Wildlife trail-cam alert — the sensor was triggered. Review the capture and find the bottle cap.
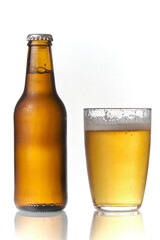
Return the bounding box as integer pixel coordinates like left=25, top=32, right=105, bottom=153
left=27, top=34, right=53, bottom=41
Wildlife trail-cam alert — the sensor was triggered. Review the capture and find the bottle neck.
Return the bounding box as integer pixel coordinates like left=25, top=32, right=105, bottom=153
left=24, top=40, right=56, bottom=95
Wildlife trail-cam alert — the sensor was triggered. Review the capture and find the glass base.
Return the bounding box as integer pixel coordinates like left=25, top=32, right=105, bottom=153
left=95, top=205, right=140, bottom=212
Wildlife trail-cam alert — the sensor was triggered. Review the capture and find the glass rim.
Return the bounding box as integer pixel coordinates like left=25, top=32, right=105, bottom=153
left=84, top=108, right=152, bottom=111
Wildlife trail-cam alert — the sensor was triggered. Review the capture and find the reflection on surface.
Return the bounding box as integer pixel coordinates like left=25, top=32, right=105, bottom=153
left=90, top=211, right=145, bottom=240
left=15, top=211, right=68, bottom=240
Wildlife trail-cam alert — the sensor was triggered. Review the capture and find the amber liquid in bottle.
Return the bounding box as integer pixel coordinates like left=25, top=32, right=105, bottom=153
left=14, top=35, right=67, bottom=211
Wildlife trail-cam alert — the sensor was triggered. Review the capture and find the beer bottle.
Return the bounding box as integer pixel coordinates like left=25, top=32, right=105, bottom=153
left=14, top=34, right=67, bottom=211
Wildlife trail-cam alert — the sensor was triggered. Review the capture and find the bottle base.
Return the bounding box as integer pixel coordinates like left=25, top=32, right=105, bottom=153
left=16, top=204, right=65, bottom=212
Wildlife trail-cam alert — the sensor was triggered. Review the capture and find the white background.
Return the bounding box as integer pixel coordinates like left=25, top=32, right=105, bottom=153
left=0, top=0, right=160, bottom=239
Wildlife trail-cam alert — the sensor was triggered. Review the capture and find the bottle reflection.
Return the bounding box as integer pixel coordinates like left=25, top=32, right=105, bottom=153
left=90, top=211, right=145, bottom=240
left=15, top=211, right=68, bottom=240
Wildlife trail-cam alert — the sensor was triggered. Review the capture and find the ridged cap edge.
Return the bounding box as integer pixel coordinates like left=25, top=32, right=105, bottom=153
left=27, top=34, right=53, bottom=41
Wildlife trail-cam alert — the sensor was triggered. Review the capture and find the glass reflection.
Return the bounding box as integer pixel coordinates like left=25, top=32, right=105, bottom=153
left=15, top=211, right=68, bottom=240
left=90, top=211, right=145, bottom=240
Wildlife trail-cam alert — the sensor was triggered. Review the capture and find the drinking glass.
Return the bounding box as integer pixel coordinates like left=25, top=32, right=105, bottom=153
left=84, top=108, right=151, bottom=211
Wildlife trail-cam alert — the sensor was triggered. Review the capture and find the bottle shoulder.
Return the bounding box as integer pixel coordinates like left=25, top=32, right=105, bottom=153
left=14, top=93, right=66, bottom=117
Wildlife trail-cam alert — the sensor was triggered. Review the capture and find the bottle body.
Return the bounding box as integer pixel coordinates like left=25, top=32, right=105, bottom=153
left=14, top=35, right=67, bottom=211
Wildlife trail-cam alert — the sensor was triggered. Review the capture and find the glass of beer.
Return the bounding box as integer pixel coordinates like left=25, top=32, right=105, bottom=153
left=84, top=108, right=151, bottom=212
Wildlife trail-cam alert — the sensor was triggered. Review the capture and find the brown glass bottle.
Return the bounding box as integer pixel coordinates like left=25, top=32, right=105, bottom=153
left=14, top=34, right=67, bottom=211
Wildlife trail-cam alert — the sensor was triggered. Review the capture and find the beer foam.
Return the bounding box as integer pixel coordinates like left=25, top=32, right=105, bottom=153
left=84, top=108, right=151, bottom=131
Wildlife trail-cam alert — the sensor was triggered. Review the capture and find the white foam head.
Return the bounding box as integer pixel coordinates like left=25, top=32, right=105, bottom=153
left=84, top=108, right=151, bottom=131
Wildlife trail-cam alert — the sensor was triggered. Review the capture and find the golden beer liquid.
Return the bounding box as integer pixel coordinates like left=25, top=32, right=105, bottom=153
left=14, top=38, right=67, bottom=211
left=85, top=129, right=150, bottom=208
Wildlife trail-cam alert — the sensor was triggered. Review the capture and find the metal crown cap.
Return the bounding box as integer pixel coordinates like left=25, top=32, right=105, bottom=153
left=27, top=34, right=53, bottom=41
